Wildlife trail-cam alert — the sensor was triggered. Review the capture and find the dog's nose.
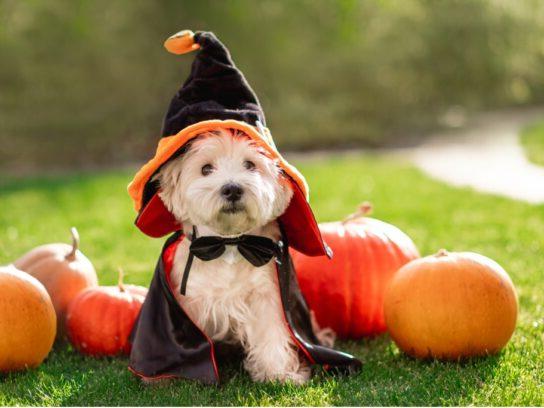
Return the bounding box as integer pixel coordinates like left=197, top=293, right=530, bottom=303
left=221, top=183, right=244, bottom=202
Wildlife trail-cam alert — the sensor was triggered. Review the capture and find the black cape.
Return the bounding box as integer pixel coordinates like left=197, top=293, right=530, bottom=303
left=129, top=230, right=362, bottom=384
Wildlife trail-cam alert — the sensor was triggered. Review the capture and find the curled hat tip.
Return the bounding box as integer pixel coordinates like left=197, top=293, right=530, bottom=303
left=164, top=30, right=200, bottom=55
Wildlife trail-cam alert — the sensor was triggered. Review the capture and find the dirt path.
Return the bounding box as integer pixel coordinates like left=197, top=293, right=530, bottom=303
left=408, top=107, right=544, bottom=204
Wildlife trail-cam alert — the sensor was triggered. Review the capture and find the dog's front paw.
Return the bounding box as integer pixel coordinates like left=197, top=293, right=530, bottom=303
left=280, top=365, right=311, bottom=385
left=248, top=364, right=311, bottom=385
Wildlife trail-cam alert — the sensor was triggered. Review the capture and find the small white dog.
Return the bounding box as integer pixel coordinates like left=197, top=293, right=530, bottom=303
left=155, top=128, right=316, bottom=384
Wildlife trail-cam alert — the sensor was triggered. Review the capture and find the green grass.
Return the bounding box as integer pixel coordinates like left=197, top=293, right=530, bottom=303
left=521, top=119, right=544, bottom=166
left=1, top=155, right=543, bottom=406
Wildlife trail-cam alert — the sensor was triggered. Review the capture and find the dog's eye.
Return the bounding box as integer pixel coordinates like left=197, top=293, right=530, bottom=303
left=243, top=160, right=256, bottom=171
left=201, top=164, right=214, bottom=176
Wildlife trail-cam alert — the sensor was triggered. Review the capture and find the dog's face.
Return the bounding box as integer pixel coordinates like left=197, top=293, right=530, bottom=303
left=157, top=129, right=293, bottom=236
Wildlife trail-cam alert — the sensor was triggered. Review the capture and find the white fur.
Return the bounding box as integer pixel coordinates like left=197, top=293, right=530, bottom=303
left=158, top=129, right=292, bottom=236
left=156, top=129, right=312, bottom=384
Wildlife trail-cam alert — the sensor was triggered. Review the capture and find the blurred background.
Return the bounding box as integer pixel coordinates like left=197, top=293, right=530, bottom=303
left=1, top=0, right=544, bottom=175
left=2, top=2, right=544, bottom=404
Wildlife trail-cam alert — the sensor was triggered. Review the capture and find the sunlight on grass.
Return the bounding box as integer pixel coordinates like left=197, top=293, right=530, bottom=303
left=1, top=154, right=543, bottom=406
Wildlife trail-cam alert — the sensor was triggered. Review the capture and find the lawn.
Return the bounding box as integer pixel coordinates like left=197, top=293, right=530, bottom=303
left=0, top=154, right=543, bottom=406
left=521, top=118, right=544, bottom=166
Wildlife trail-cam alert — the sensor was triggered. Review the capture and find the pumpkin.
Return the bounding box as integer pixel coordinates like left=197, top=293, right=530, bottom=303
left=66, top=269, right=147, bottom=356
left=0, top=265, right=56, bottom=372
left=14, top=227, right=98, bottom=337
left=291, top=203, right=420, bottom=339
left=384, top=249, right=518, bottom=359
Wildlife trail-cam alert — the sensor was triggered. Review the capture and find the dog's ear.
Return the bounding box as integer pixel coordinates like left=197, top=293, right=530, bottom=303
left=155, top=159, right=178, bottom=202
left=152, top=141, right=193, bottom=209
left=143, top=141, right=191, bottom=207
left=150, top=140, right=194, bottom=186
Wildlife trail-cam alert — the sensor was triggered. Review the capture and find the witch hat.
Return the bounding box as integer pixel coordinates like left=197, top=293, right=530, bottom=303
left=161, top=30, right=266, bottom=136
left=128, top=30, right=330, bottom=258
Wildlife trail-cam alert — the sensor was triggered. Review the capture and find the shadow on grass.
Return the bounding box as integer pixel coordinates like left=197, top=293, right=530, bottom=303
left=325, top=335, right=504, bottom=406
left=0, top=331, right=510, bottom=406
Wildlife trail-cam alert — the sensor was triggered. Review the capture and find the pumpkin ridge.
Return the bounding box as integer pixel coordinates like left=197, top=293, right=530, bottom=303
left=117, top=293, right=127, bottom=354
left=85, top=291, right=104, bottom=352
left=14, top=243, right=71, bottom=270
left=341, top=225, right=354, bottom=338
left=362, top=227, right=380, bottom=337
left=22, top=255, right=60, bottom=276
left=343, top=223, right=357, bottom=337
left=366, top=228, right=383, bottom=333
left=379, top=227, right=405, bottom=330
left=104, top=290, right=121, bottom=354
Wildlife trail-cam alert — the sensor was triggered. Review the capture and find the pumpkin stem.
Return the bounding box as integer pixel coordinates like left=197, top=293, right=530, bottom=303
left=66, top=227, right=79, bottom=261
left=436, top=248, right=449, bottom=257
left=342, top=201, right=373, bottom=224
left=118, top=267, right=126, bottom=292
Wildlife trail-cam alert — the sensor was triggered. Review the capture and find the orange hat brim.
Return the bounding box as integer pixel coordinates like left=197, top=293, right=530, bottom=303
left=128, top=119, right=308, bottom=212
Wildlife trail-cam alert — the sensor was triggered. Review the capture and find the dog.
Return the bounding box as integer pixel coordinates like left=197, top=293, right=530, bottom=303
left=154, top=128, right=333, bottom=384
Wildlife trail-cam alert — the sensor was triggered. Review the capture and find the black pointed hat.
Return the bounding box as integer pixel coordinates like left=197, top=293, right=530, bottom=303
left=128, top=30, right=330, bottom=258
left=161, top=31, right=266, bottom=136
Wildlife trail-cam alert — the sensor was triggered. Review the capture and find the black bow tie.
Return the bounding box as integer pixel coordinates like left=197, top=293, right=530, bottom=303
left=179, top=226, right=282, bottom=295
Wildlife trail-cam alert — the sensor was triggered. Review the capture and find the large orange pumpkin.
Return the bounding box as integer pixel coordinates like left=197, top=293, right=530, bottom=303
left=384, top=250, right=518, bottom=359
left=14, top=227, right=98, bottom=337
left=66, top=269, right=147, bottom=356
left=0, top=265, right=56, bottom=372
left=291, top=203, right=420, bottom=339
